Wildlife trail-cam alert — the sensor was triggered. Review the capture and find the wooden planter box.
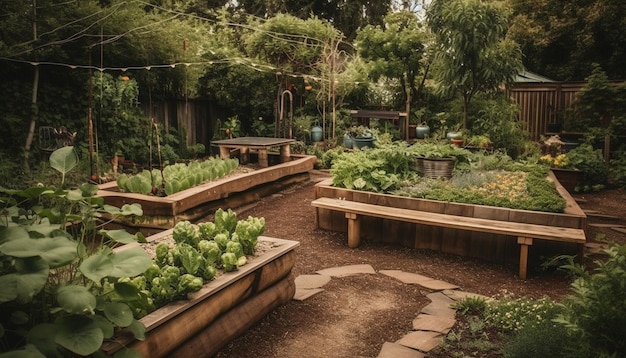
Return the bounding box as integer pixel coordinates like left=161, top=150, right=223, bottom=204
left=314, top=171, right=587, bottom=269
left=98, top=154, right=316, bottom=235
left=102, top=233, right=299, bottom=357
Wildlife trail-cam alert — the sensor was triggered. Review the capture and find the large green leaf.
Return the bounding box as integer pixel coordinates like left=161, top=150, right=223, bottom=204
left=125, top=319, right=146, bottom=341
left=13, top=257, right=50, bottom=304
left=49, top=147, right=78, bottom=184
left=108, top=247, right=152, bottom=278
left=54, top=315, right=103, bottom=356
left=56, top=285, right=97, bottom=315
left=0, top=343, right=46, bottom=358
left=0, top=236, right=77, bottom=268
left=101, top=229, right=138, bottom=244
left=102, top=302, right=134, bottom=327
left=0, top=274, right=18, bottom=303
left=79, top=252, right=114, bottom=283
left=26, top=323, right=59, bottom=357
left=0, top=226, right=30, bottom=245
left=91, top=315, right=115, bottom=339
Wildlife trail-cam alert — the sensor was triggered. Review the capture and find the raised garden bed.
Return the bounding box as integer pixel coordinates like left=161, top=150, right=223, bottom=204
left=98, top=154, right=316, bottom=235
left=102, top=231, right=299, bottom=357
left=314, top=171, right=587, bottom=271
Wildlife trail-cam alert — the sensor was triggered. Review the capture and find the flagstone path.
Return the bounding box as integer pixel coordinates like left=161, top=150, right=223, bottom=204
left=293, top=264, right=489, bottom=357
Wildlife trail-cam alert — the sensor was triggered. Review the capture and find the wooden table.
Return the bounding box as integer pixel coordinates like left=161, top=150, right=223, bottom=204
left=212, top=137, right=295, bottom=167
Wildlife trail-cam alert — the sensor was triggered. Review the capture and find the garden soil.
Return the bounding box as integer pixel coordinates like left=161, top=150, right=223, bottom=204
left=213, top=171, right=626, bottom=358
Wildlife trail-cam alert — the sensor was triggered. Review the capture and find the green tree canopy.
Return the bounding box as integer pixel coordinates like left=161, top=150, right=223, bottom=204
left=356, top=11, right=429, bottom=120
left=428, top=0, right=522, bottom=129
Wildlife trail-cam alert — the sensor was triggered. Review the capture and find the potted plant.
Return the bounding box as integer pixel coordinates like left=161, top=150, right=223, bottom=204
left=411, top=141, right=470, bottom=179
left=465, top=134, right=493, bottom=150
left=346, top=125, right=376, bottom=149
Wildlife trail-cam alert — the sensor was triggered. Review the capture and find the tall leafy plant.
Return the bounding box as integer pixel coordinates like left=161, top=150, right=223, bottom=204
left=0, top=147, right=150, bottom=357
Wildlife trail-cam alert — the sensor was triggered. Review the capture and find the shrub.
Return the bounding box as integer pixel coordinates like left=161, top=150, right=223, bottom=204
left=503, top=319, right=572, bottom=358
left=555, top=244, right=626, bottom=357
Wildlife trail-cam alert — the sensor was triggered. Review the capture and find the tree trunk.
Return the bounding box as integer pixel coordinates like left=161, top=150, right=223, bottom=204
left=23, top=0, right=39, bottom=171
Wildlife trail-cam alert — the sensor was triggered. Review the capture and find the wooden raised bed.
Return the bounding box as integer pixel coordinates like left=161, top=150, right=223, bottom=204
left=102, top=232, right=299, bottom=357
left=314, top=171, right=587, bottom=271
left=98, top=154, right=316, bottom=235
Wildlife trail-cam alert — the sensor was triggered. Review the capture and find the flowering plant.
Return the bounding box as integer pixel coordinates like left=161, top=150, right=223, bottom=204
left=540, top=153, right=574, bottom=169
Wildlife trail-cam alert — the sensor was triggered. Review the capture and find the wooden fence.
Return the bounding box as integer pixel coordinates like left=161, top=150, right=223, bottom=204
left=142, top=81, right=620, bottom=148
left=507, top=82, right=586, bottom=141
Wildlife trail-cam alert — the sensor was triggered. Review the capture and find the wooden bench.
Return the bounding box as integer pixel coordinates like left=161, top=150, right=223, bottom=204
left=311, top=197, right=586, bottom=279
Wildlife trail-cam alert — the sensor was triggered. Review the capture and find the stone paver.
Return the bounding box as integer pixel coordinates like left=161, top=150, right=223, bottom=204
left=379, top=270, right=434, bottom=284
left=396, top=331, right=443, bottom=352
left=377, top=342, right=425, bottom=358
left=295, top=274, right=332, bottom=289
left=293, top=288, right=324, bottom=301
left=380, top=270, right=459, bottom=290
left=316, top=264, right=376, bottom=277
left=412, top=314, right=456, bottom=334
left=420, top=292, right=457, bottom=318
left=293, top=268, right=465, bottom=356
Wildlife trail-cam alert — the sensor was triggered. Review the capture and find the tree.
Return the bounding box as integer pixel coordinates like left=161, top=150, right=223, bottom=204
left=507, top=0, right=626, bottom=81
left=356, top=11, right=429, bottom=136
left=427, top=0, right=522, bottom=129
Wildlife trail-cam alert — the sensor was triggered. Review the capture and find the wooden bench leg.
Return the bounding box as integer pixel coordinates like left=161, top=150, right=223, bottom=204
left=346, top=213, right=361, bottom=248
left=258, top=148, right=268, bottom=167
left=517, top=237, right=533, bottom=280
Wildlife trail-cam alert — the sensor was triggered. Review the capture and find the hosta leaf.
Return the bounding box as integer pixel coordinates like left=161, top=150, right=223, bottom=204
left=56, top=285, right=97, bottom=314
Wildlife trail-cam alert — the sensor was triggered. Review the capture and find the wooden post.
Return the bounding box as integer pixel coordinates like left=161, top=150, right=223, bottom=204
left=279, top=144, right=291, bottom=163
left=258, top=148, right=269, bottom=167
left=517, top=237, right=533, bottom=280
left=218, top=146, right=230, bottom=160
left=346, top=212, right=361, bottom=248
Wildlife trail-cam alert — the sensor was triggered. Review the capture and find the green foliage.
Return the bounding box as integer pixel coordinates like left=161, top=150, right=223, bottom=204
left=569, top=64, right=619, bottom=130
left=452, top=296, right=488, bottom=316
left=116, top=157, right=239, bottom=196
left=331, top=142, right=417, bottom=192
left=0, top=147, right=147, bottom=357
left=554, top=244, right=626, bottom=357
left=503, top=319, right=573, bottom=358
left=428, top=0, right=523, bottom=128
left=566, top=143, right=609, bottom=191
left=485, top=296, right=562, bottom=332
left=609, top=148, right=626, bottom=188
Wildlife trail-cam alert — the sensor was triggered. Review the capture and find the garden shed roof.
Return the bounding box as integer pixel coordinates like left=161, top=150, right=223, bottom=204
left=514, top=70, right=556, bottom=83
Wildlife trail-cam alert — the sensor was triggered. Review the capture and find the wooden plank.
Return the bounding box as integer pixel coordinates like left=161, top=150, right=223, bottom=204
left=311, top=197, right=586, bottom=244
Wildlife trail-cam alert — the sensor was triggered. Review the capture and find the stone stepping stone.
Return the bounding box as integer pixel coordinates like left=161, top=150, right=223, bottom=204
left=316, top=264, right=376, bottom=277
left=420, top=292, right=457, bottom=318
left=377, top=342, right=425, bottom=358
left=442, top=290, right=490, bottom=302
left=412, top=314, right=456, bottom=334
left=294, top=274, right=332, bottom=289
left=396, top=331, right=443, bottom=353
left=380, top=270, right=459, bottom=291
left=293, top=288, right=324, bottom=301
